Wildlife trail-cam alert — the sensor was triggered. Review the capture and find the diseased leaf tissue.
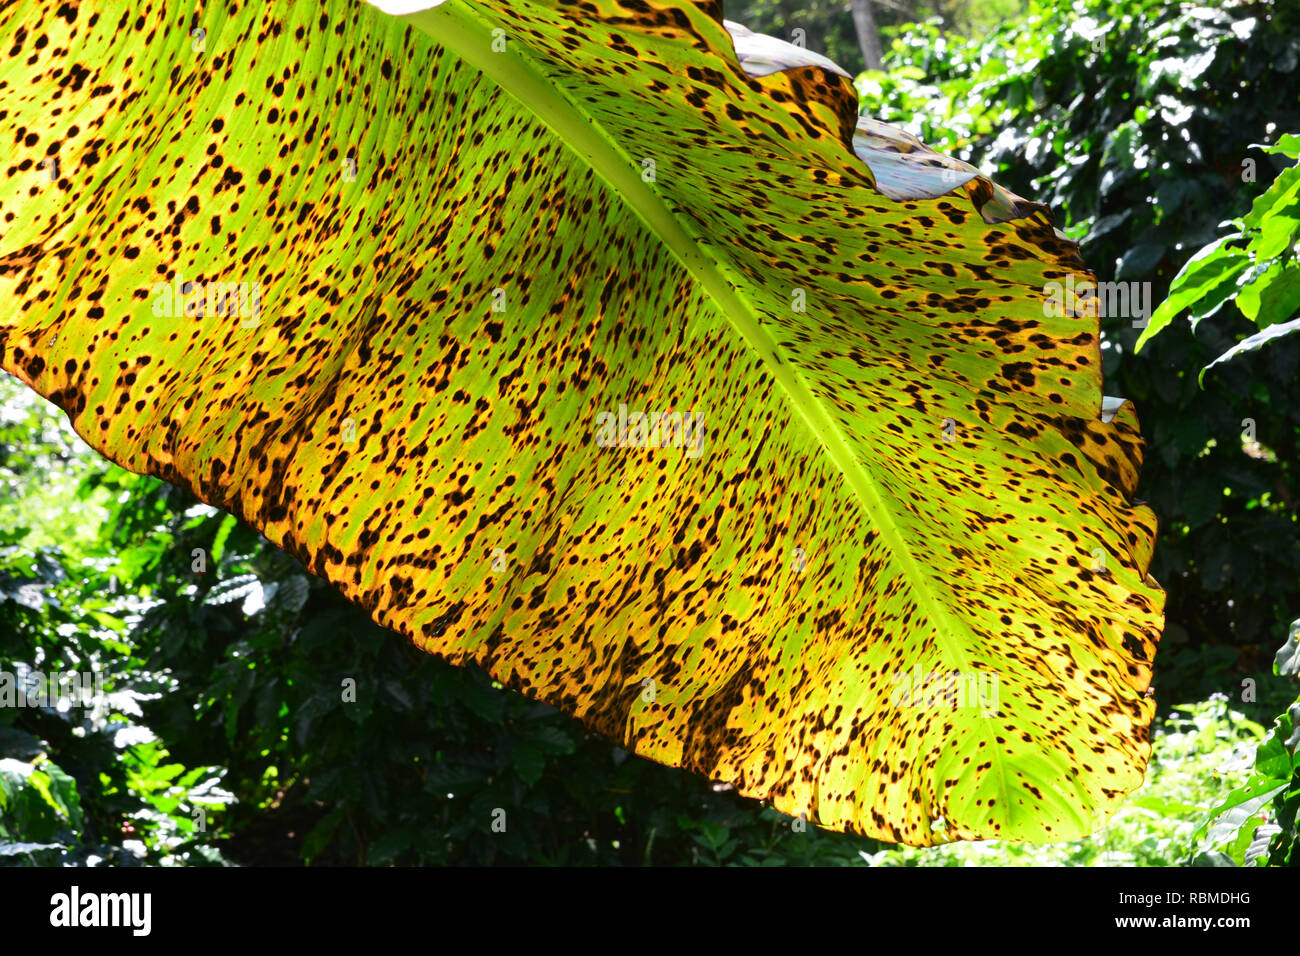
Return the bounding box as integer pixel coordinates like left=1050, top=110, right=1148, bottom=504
left=0, top=0, right=1162, bottom=845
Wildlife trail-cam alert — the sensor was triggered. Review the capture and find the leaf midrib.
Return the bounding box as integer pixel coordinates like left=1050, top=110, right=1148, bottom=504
left=413, top=0, right=996, bottom=806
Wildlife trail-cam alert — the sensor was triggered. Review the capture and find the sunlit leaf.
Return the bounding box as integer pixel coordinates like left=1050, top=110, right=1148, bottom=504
left=1243, top=164, right=1300, bottom=231
left=1250, top=134, right=1300, bottom=159
left=1249, top=196, right=1300, bottom=262
left=0, top=0, right=1162, bottom=844
left=1135, top=236, right=1249, bottom=349
left=1235, top=263, right=1300, bottom=327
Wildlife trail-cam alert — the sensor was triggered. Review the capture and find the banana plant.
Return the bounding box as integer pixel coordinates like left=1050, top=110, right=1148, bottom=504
left=0, top=0, right=1163, bottom=845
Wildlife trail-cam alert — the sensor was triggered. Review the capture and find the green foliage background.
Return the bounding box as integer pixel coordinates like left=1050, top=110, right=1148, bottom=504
left=2, top=0, right=1298, bottom=865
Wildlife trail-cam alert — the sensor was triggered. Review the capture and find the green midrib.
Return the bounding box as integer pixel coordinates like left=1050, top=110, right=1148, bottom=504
left=411, top=0, right=1011, bottom=819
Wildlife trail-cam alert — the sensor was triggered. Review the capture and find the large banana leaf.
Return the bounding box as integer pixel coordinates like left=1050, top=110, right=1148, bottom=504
left=0, top=0, right=1163, bottom=845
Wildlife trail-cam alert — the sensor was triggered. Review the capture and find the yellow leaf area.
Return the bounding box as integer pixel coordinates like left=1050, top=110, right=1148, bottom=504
left=0, top=0, right=1162, bottom=844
